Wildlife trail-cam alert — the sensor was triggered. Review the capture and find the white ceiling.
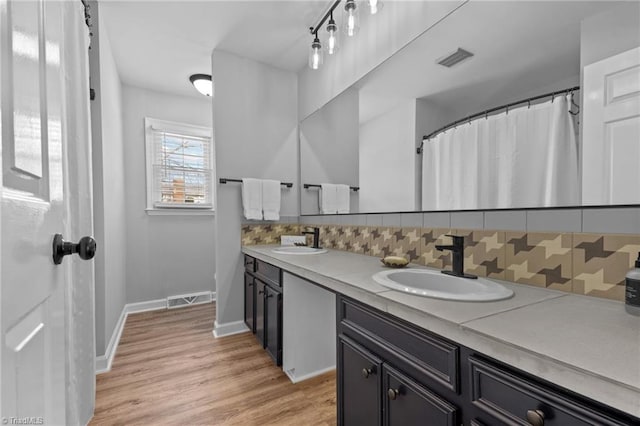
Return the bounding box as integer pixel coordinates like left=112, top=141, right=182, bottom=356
left=356, top=1, right=621, bottom=124
left=101, top=0, right=628, bottom=106
left=100, top=0, right=329, bottom=98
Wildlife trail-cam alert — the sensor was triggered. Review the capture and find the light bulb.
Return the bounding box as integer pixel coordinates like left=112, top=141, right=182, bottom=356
left=368, top=0, right=382, bottom=15
left=308, top=35, right=323, bottom=70
left=326, top=17, right=338, bottom=55
left=343, top=0, right=359, bottom=37
left=328, top=33, right=336, bottom=53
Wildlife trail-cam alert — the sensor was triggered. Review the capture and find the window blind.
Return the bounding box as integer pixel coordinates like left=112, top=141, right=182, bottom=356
left=151, top=129, right=212, bottom=208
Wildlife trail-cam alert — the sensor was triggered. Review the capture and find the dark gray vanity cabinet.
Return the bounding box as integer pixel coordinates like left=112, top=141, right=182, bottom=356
left=337, top=296, right=460, bottom=426
left=244, top=255, right=283, bottom=366
left=383, top=364, right=457, bottom=426
left=338, top=335, right=382, bottom=426
left=254, top=279, right=265, bottom=344
left=468, top=356, right=634, bottom=426
left=337, top=295, right=638, bottom=426
left=243, top=255, right=256, bottom=333
left=244, top=273, right=255, bottom=333
left=263, top=282, right=282, bottom=365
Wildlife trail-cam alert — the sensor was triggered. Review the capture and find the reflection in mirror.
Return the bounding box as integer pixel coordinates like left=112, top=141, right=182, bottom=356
left=300, top=1, right=640, bottom=215
left=300, top=88, right=359, bottom=215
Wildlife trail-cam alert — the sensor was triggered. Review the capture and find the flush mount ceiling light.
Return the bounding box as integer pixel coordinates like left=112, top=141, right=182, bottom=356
left=189, top=74, right=213, bottom=97
left=308, top=0, right=383, bottom=70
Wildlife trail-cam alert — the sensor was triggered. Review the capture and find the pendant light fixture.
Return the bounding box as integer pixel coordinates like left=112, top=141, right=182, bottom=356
left=343, top=0, right=359, bottom=37
left=326, top=12, right=339, bottom=55
left=308, top=0, right=383, bottom=70
left=189, top=74, right=213, bottom=97
left=368, top=0, right=382, bottom=15
left=308, top=31, right=323, bottom=70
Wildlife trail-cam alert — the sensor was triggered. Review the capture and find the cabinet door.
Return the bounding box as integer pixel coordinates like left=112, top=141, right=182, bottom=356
left=244, top=273, right=255, bottom=333
left=383, top=364, right=457, bottom=426
left=265, top=284, right=282, bottom=365
left=338, top=335, right=382, bottom=426
left=255, top=279, right=266, bottom=347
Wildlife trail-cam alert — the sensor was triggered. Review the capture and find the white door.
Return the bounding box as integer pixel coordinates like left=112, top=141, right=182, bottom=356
left=0, top=1, right=95, bottom=425
left=582, top=46, right=640, bottom=205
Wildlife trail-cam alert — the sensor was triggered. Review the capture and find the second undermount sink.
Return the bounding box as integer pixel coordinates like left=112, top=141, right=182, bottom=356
left=373, top=269, right=513, bottom=302
left=271, top=246, right=328, bottom=255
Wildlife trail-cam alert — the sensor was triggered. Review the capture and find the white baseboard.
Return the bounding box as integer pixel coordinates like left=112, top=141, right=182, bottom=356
left=95, top=306, right=128, bottom=374
left=125, top=298, right=167, bottom=314
left=284, top=365, right=336, bottom=384
left=95, top=293, right=214, bottom=375
left=212, top=320, right=250, bottom=338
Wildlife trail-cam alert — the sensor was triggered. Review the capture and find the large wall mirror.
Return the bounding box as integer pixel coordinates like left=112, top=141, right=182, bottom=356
left=299, top=1, right=640, bottom=215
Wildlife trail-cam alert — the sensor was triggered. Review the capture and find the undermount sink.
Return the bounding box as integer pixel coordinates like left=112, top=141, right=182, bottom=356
left=372, top=269, right=513, bottom=302
left=271, top=246, right=328, bottom=255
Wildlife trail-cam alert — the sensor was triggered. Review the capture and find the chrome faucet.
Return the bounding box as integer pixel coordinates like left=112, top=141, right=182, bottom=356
left=302, top=227, right=321, bottom=249
left=435, top=234, right=477, bottom=279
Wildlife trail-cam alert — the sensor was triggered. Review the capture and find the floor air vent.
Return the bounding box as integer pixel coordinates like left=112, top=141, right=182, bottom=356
left=167, top=291, right=213, bottom=309
left=437, top=48, right=474, bottom=67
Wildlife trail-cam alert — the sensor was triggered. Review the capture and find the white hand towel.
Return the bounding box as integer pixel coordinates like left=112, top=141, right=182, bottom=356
left=320, top=183, right=338, bottom=214
left=262, top=179, right=281, bottom=221
left=336, top=184, right=351, bottom=214
left=242, top=178, right=263, bottom=220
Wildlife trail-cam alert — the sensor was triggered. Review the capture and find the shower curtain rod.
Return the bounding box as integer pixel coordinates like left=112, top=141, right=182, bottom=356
left=417, top=85, right=580, bottom=154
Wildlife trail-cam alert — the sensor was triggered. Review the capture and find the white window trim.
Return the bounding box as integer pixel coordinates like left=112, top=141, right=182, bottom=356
left=144, top=117, right=214, bottom=215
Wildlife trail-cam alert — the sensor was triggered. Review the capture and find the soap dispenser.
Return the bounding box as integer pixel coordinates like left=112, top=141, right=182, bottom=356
left=625, top=252, right=640, bottom=316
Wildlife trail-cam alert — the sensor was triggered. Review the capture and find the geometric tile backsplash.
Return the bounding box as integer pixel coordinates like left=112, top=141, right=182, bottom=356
left=241, top=223, right=640, bottom=302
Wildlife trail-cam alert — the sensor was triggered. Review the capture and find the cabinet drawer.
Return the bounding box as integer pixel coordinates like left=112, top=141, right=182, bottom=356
left=255, top=259, right=281, bottom=287
left=469, top=356, right=631, bottom=426
left=338, top=297, right=459, bottom=394
left=244, top=255, right=255, bottom=272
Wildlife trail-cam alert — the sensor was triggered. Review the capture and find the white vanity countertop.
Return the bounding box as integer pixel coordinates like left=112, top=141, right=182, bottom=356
left=242, top=245, right=640, bottom=418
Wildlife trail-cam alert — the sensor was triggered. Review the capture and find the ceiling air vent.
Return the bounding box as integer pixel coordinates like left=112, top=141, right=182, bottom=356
left=437, top=48, right=474, bottom=68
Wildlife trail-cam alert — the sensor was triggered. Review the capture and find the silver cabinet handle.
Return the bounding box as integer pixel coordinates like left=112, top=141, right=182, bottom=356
left=526, top=409, right=545, bottom=426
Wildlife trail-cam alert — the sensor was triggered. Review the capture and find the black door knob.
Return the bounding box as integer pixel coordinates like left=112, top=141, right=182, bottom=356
left=53, top=234, right=97, bottom=265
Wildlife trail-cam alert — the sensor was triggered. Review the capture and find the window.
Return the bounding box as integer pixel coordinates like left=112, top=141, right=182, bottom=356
left=144, top=118, right=214, bottom=213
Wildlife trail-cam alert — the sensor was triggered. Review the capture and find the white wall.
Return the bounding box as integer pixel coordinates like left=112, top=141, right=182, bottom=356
left=359, top=99, right=416, bottom=212
left=212, top=49, right=298, bottom=331
left=298, top=1, right=465, bottom=120
left=121, top=85, right=214, bottom=303
left=89, top=5, right=127, bottom=357
left=580, top=2, right=640, bottom=69
left=300, top=88, right=359, bottom=214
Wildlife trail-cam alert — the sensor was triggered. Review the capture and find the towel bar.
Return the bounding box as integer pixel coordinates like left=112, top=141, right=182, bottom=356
left=303, top=183, right=359, bottom=192
left=219, top=178, right=293, bottom=188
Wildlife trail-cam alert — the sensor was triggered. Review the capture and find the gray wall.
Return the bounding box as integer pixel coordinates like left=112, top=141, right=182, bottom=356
left=89, top=5, right=127, bottom=357
left=359, top=99, right=416, bottom=212
left=300, top=88, right=359, bottom=215
left=121, top=85, right=215, bottom=303
left=212, top=49, right=298, bottom=329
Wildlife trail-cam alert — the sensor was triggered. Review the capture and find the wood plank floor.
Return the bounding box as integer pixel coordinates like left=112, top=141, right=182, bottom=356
left=90, top=303, right=336, bottom=426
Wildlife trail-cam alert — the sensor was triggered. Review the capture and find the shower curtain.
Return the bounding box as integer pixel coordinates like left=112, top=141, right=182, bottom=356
left=422, top=94, right=579, bottom=210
